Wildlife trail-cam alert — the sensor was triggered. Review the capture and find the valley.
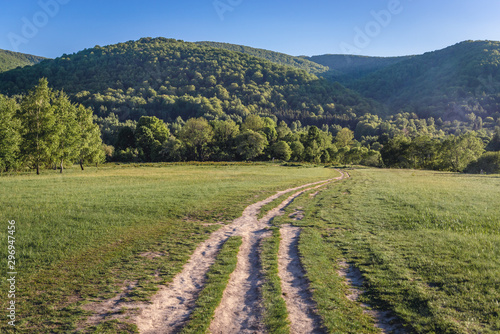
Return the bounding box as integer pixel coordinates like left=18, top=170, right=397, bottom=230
left=0, top=35, right=499, bottom=334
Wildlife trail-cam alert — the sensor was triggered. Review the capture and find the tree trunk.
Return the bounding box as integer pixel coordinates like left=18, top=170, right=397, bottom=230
left=36, top=163, right=40, bottom=175
left=60, top=160, right=64, bottom=174
left=80, top=160, right=84, bottom=171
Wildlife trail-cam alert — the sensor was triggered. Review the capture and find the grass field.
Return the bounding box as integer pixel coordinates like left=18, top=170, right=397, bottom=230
left=3, top=165, right=498, bottom=333
left=275, top=168, right=500, bottom=333
left=0, top=163, right=334, bottom=333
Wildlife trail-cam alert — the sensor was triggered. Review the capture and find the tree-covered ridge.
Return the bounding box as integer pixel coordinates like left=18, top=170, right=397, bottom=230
left=350, top=40, right=500, bottom=121
left=196, top=41, right=330, bottom=75
left=0, top=37, right=380, bottom=126
left=305, top=54, right=412, bottom=84
left=0, top=49, right=47, bottom=73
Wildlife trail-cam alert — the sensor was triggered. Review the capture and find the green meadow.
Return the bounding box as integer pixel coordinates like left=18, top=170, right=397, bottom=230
left=275, top=168, right=500, bottom=333
left=2, top=164, right=499, bottom=333
left=0, top=163, right=334, bottom=333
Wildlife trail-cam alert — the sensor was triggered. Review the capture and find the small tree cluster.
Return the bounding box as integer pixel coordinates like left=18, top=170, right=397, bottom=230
left=380, top=133, right=486, bottom=172
left=0, top=79, right=104, bottom=174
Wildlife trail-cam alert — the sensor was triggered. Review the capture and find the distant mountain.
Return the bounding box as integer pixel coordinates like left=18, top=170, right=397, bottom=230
left=0, top=37, right=380, bottom=126
left=0, top=49, right=46, bottom=73
left=196, top=41, right=331, bottom=75
left=2, top=38, right=498, bottom=126
left=349, top=40, right=500, bottom=120
left=304, top=54, right=413, bottom=84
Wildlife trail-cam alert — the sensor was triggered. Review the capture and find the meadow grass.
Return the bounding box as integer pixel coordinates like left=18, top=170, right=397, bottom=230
left=274, top=168, right=500, bottom=333
left=0, top=163, right=335, bottom=333
left=180, top=236, right=242, bottom=334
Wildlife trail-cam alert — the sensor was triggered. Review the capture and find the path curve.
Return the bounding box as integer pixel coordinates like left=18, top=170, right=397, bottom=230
left=209, top=170, right=348, bottom=334
left=135, top=172, right=343, bottom=334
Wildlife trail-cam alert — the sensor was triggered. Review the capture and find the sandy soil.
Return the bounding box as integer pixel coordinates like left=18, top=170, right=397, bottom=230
left=278, top=225, right=326, bottom=334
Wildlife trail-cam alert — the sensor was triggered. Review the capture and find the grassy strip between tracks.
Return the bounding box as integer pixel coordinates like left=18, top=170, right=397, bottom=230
left=180, top=236, right=242, bottom=334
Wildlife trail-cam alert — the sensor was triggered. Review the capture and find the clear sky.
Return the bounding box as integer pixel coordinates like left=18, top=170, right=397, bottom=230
left=1, top=0, right=500, bottom=59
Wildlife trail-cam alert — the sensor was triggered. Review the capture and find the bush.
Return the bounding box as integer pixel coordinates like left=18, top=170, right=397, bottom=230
left=465, top=152, right=500, bottom=174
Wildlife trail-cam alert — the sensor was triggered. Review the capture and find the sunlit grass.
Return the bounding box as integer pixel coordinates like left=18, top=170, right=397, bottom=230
left=277, top=168, right=500, bottom=333
left=0, top=163, right=335, bottom=333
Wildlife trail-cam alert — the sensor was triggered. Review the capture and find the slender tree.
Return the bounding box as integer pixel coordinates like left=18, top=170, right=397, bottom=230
left=53, top=91, right=79, bottom=173
left=19, top=78, right=57, bottom=175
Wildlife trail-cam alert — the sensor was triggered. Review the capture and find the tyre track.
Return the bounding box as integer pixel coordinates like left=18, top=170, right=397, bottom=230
left=277, top=170, right=349, bottom=334
left=135, top=174, right=342, bottom=334
left=209, top=171, right=347, bottom=334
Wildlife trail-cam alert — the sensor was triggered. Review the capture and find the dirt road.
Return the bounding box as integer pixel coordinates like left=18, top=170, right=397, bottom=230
left=135, top=171, right=347, bottom=333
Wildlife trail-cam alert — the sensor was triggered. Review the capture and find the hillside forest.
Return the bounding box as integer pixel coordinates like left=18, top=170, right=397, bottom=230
left=0, top=38, right=499, bottom=173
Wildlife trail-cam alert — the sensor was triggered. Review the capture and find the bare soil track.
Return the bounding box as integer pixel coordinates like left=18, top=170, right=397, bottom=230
left=134, top=171, right=346, bottom=334
left=278, top=225, right=326, bottom=334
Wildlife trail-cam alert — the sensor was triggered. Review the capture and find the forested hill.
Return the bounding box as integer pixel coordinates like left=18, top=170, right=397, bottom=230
left=196, top=41, right=331, bottom=75
left=0, top=49, right=47, bottom=73
left=349, top=40, right=500, bottom=121
left=0, top=37, right=381, bottom=125
left=305, top=54, right=412, bottom=84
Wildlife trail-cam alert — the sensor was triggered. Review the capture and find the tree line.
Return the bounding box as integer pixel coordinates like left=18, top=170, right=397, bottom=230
left=1, top=79, right=499, bottom=174
left=105, top=110, right=500, bottom=173
left=0, top=79, right=104, bottom=174
left=108, top=113, right=382, bottom=166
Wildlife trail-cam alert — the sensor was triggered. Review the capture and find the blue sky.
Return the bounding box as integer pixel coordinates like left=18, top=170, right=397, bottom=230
left=1, top=0, right=500, bottom=59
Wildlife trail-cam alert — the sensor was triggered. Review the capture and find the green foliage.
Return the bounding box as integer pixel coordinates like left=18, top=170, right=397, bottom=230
left=19, top=78, right=58, bottom=174
left=440, top=132, right=485, bottom=171
left=236, top=130, right=268, bottom=160
left=270, top=141, right=292, bottom=161
left=381, top=132, right=486, bottom=171
left=306, top=54, right=412, bottom=85
left=2, top=39, right=498, bottom=171
left=135, top=116, right=170, bottom=161
left=0, top=38, right=380, bottom=126
left=334, top=127, right=354, bottom=148
left=197, top=41, right=329, bottom=75
left=179, top=117, right=214, bottom=161
left=486, top=127, right=500, bottom=151
left=76, top=105, right=105, bottom=169
left=0, top=79, right=104, bottom=173
left=53, top=91, right=80, bottom=172
left=466, top=151, right=500, bottom=174
left=349, top=41, right=500, bottom=121
left=0, top=95, right=21, bottom=171
left=0, top=49, right=46, bottom=73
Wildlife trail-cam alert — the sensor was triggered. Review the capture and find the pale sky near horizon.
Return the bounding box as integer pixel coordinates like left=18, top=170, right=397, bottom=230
left=1, top=0, right=500, bottom=59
